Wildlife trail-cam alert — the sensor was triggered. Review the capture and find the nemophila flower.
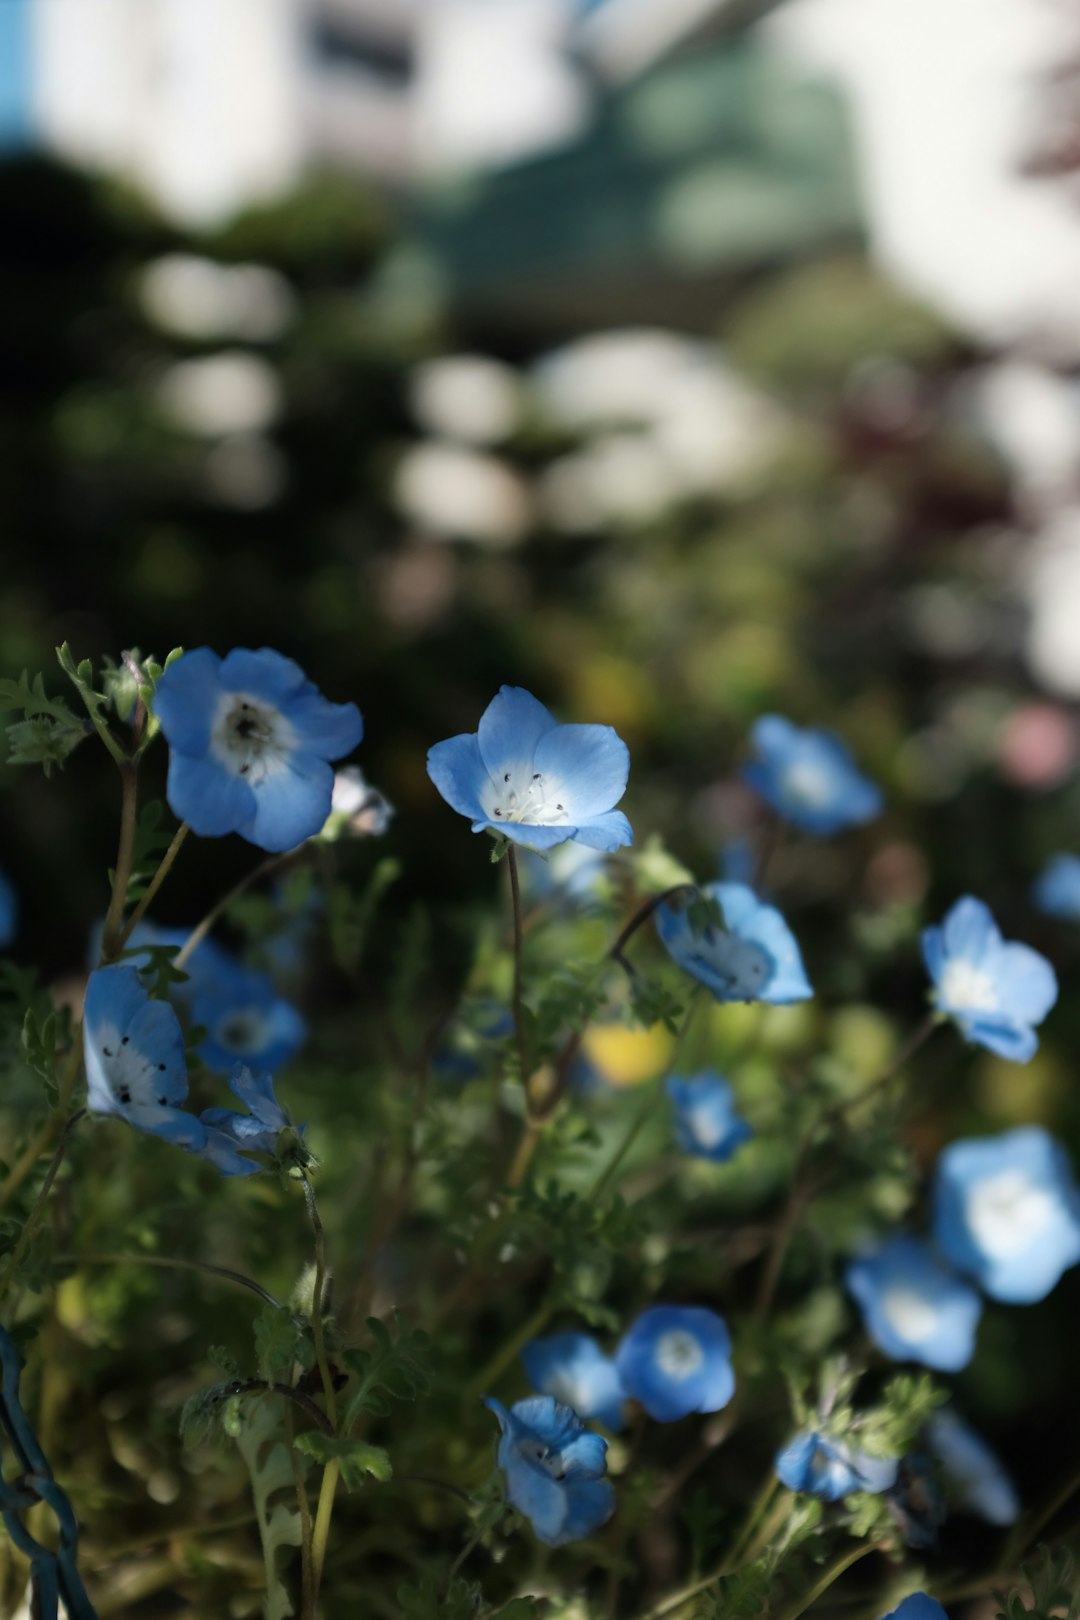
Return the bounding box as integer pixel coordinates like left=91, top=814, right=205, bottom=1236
left=926, top=1408, right=1018, bottom=1525
left=522, top=1333, right=626, bottom=1432
left=845, top=1235, right=982, bottom=1372
left=200, top=1064, right=302, bottom=1177
left=319, top=765, right=394, bottom=840
left=153, top=647, right=363, bottom=853
left=743, top=714, right=882, bottom=835
left=880, top=1596, right=948, bottom=1620
left=427, top=685, right=632, bottom=854
left=83, top=965, right=205, bottom=1150
left=522, top=840, right=607, bottom=905
left=101, top=920, right=232, bottom=999
left=656, top=882, right=812, bottom=1004
left=932, top=1126, right=1080, bottom=1304
left=614, top=1305, right=734, bottom=1422
left=192, top=958, right=306, bottom=1075
left=921, top=896, right=1056, bottom=1062
left=775, top=1430, right=897, bottom=1500
left=1033, top=853, right=1080, bottom=920
left=666, top=1073, right=752, bottom=1162
left=485, top=1395, right=615, bottom=1546
left=0, top=868, right=17, bottom=950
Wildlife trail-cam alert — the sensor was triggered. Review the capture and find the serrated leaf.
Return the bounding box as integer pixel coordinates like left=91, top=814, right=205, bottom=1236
left=341, top=1312, right=431, bottom=1429
left=294, top=1432, right=391, bottom=1490
left=255, top=1305, right=311, bottom=1382
left=234, top=1397, right=303, bottom=1620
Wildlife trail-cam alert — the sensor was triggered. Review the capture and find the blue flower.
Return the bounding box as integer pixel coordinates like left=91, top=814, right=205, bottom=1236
left=521, top=1333, right=626, bottom=1431
left=926, top=1408, right=1018, bottom=1525
left=153, top=647, right=363, bottom=853
left=103, top=919, right=234, bottom=998
left=932, top=1127, right=1080, bottom=1304
left=0, top=868, right=17, bottom=950
left=743, top=715, right=882, bottom=835
left=666, top=1073, right=752, bottom=1162
left=880, top=1597, right=947, bottom=1620
left=921, top=896, right=1056, bottom=1062
left=1033, top=853, right=1080, bottom=920
left=192, top=958, right=306, bottom=1075
left=427, top=685, right=632, bottom=854
left=775, top=1431, right=897, bottom=1500
left=614, top=1305, right=734, bottom=1422
left=845, top=1235, right=982, bottom=1372
left=485, top=1395, right=615, bottom=1546
left=656, top=882, right=812, bottom=1004
left=82, top=965, right=206, bottom=1151
left=200, top=1064, right=301, bottom=1177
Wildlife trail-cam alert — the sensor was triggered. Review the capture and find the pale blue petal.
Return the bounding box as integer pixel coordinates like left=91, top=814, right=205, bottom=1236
left=941, top=897, right=998, bottom=965
left=961, top=1016, right=1036, bottom=1063
left=571, top=810, right=633, bottom=852
left=428, top=733, right=487, bottom=821
left=281, top=690, right=363, bottom=758
left=219, top=647, right=309, bottom=703
left=476, top=687, right=558, bottom=778
left=751, top=714, right=800, bottom=755
left=166, top=751, right=256, bottom=838
left=241, top=754, right=335, bottom=852
left=557, top=1477, right=615, bottom=1544
left=497, top=822, right=578, bottom=852
left=152, top=648, right=223, bottom=755
left=532, top=724, right=629, bottom=821
left=992, top=942, right=1057, bottom=1025
left=125, top=998, right=189, bottom=1105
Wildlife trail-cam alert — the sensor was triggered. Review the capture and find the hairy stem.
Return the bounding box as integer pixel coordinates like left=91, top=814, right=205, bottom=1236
left=0, top=1110, right=84, bottom=1310
left=118, top=822, right=191, bottom=948
left=101, top=763, right=139, bottom=962
left=773, top=1539, right=879, bottom=1620
left=65, top=1251, right=283, bottom=1309
left=506, top=846, right=530, bottom=1087
left=302, top=1174, right=339, bottom=1608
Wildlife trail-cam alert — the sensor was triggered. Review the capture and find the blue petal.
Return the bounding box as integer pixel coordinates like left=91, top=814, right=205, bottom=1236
left=227, top=1064, right=287, bottom=1128
left=280, top=689, right=363, bottom=758
left=571, top=810, right=634, bottom=852
left=882, top=1597, right=948, bottom=1620
left=1033, top=854, right=1080, bottom=919
left=751, top=714, right=801, bottom=756
left=125, top=998, right=189, bottom=1105
left=522, top=1333, right=626, bottom=1431
left=557, top=1477, right=615, bottom=1545
left=476, top=687, right=558, bottom=779
left=740, top=904, right=813, bottom=1003
left=124, top=1103, right=207, bottom=1149
left=84, top=964, right=152, bottom=1035
left=940, top=897, right=998, bottom=965
left=428, top=733, right=488, bottom=822
left=775, top=1432, right=819, bottom=1493
left=532, top=723, right=629, bottom=821
left=921, top=923, right=945, bottom=984
left=960, top=1016, right=1036, bottom=1063
left=992, top=942, right=1057, bottom=1025
left=166, top=751, right=256, bottom=838
left=494, top=822, right=579, bottom=852
left=219, top=647, right=309, bottom=704
left=240, top=753, right=336, bottom=852
left=152, top=648, right=224, bottom=755
left=503, top=1453, right=570, bottom=1544
left=198, top=1124, right=264, bottom=1176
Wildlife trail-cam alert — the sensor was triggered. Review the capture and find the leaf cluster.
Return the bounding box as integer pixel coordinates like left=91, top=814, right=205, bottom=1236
left=341, top=1312, right=432, bottom=1428
left=0, top=668, right=88, bottom=775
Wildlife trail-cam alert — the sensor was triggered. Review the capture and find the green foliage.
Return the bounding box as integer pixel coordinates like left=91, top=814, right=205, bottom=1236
left=293, top=1431, right=392, bottom=1490
left=123, top=800, right=176, bottom=903
left=341, top=1313, right=432, bottom=1428
left=234, top=1397, right=304, bottom=1620
left=255, top=1305, right=314, bottom=1382
left=0, top=668, right=88, bottom=774
left=858, top=1374, right=946, bottom=1456
left=697, top=1556, right=776, bottom=1620
left=326, top=857, right=402, bottom=975
left=995, top=1548, right=1080, bottom=1620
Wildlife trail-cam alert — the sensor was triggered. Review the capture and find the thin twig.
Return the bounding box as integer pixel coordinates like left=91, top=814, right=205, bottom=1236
left=175, top=849, right=298, bottom=970
left=63, top=1250, right=283, bottom=1309
left=118, top=823, right=191, bottom=948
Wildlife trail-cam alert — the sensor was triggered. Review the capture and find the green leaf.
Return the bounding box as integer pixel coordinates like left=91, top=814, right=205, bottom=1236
left=341, top=1312, right=431, bottom=1428
left=234, top=1397, right=303, bottom=1620
left=293, top=1432, right=392, bottom=1490
left=254, top=1305, right=312, bottom=1382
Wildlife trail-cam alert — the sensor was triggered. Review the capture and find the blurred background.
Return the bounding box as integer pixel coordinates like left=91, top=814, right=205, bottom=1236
left=5, top=2, right=1080, bottom=1610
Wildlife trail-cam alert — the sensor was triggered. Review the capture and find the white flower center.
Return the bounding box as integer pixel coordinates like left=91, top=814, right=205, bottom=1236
left=686, top=1102, right=727, bottom=1150
left=95, top=1021, right=172, bottom=1110
left=548, top=1371, right=595, bottom=1416
left=691, top=929, right=773, bottom=999
left=881, top=1286, right=939, bottom=1343
left=783, top=758, right=835, bottom=810
left=965, top=1169, right=1057, bottom=1258
left=210, top=691, right=295, bottom=785
left=481, top=763, right=571, bottom=827
left=654, top=1329, right=704, bottom=1380
left=518, top=1437, right=567, bottom=1478
left=939, top=957, right=999, bottom=1014
left=215, top=1008, right=274, bottom=1055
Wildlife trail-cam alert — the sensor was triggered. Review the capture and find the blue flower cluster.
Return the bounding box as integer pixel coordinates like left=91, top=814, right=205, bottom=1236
left=83, top=965, right=300, bottom=1177
left=775, top=1430, right=897, bottom=1501
left=922, top=896, right=1057, bottom=1062
left=743, top=715, right=882, bottom=835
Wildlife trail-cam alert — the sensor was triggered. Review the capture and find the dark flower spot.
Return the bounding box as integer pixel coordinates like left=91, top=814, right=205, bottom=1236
left=118, top=1086, right=131, bottom=1104
left=102, top=1046, right=112, bottom=1058
left=121, top=1035, right=129, bottom=1045
left=159, top=1063, right=167, bottom=1071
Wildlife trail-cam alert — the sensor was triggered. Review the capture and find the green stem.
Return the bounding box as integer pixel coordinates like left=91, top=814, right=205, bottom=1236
left=726, top=1475, right=780, bottom=1568
left=506, top=846, right=530, bottom=1088
left=284, top=1404, right=315, bottom=1620
left=773, top=1540, right=879, bottom=1620
left=0, top=1110, right=84, bottom=1311
left=466, top=1295, right=555, bottom=1402
left=118, top=822, right=191, bottom=948
left=175, top=849, right=295, bottom=970
left=302, top=1174, right=339, bottom=1610
left=64, top=1250, right=283, bottom=1309
left=1001, top=1459, right=1080, bottom=1569
left=829, top=1013, right=939, bottom=1125
left=588, top=991, right=703, bottom=1204
left=101, top=763, right=139, bottom=961
left=0, top=1027, right=84, bottom=1213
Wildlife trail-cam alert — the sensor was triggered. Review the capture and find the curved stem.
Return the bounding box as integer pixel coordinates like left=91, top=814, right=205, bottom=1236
left=609, top=885, right=695, bottom=978
left=587, top=990, right=703, bottom=1204
left=102, top=763, right=139, bottom=962
left=175, top=849, right=296, bottom=970
left=302, top=1174, right=339, bottom=1610
left=0, top=1029, right=84, bottom=1213
left=227, top=1380, right=335, bottom=1437
left=466, top=1295, right=554, bottom=1402
left=64, top=1251, right=283, bottom=1309
left=118, top=823, right=191, bottom=948
left=506, top=847, right=530, bottom=1087
left=773, top=1539, right=879, bottom=1620
left=0, top=1110, right=84, bottom=1310
left=828, top=1012, right=939, bottom=1126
